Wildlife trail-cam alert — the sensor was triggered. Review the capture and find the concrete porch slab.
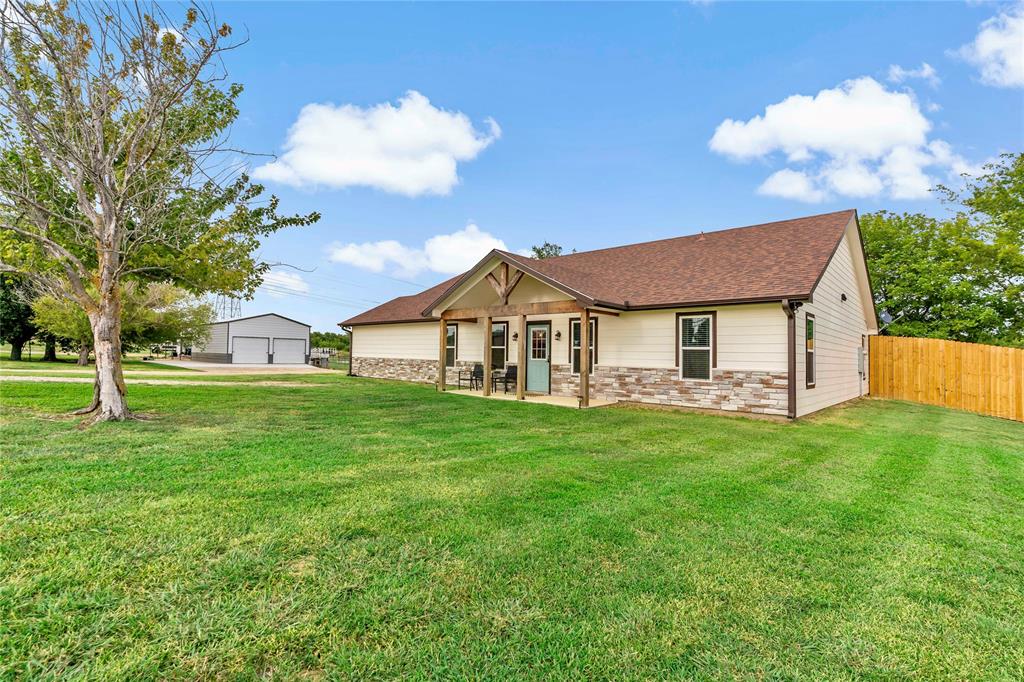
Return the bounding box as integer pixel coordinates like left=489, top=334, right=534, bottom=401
left=448, top=389, right=616, bottom=409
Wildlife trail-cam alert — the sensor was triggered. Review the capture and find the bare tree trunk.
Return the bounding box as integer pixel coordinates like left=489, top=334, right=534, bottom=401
left=87, top=293, right=130, bottom=421
left=77, top=345, right=91, bottom=365
left=9, top=340, right=24, bottom=361
left=42, top=339, right=57, bottom=362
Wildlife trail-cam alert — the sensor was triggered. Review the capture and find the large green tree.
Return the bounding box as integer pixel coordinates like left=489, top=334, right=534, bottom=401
left=0, top=274, right=35, bottom=360
left=861, top=153, right=1023, bottom=347
left=0, top=1, right=318, bottom=420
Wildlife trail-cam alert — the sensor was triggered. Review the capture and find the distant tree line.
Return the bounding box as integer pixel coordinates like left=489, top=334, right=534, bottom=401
left=311, top=330, right=349, bottom=351
left=0, top=279, right=214, bottom=364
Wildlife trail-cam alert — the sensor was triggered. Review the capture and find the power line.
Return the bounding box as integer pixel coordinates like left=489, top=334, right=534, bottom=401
left=256, top=284, right=377, bottom=310
left=302, top=269, right=426, bottom=293
left=258, top=285, right=367, bottom=307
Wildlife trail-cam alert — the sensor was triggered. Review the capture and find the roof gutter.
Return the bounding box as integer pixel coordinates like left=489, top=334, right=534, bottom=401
left=781, top=299, right=804, bottom=419
left=340, top=325, right=354, bottom=377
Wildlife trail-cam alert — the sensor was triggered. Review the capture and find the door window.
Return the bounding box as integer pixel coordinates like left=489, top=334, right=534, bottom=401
left=531, top=328, right=548, bottom=360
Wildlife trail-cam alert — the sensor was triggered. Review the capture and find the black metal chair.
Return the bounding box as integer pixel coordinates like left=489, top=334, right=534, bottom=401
left=459, top=363, right=484, bottom=390
left=494, top=365, right=517, bottom=393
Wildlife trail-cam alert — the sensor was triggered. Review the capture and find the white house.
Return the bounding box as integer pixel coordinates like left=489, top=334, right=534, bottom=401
left=340, top=210, right=878, bottom=418
left=193, top=313, right=310, bottom=365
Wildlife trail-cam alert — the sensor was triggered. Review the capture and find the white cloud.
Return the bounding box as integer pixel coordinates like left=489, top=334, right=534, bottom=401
left=757, top=169, right=826, bottom=203
left=954, top=4, right=1024, bottom=88
left=328, top=223, right=511, bottom=277
left=926, top=140, right=994, bottom=179
left=710, top=77, right=931, bottom=162
left=709, top=76, right=987, bottom=202
left=261, top=271, right=310, bottom=298
left=824, top=159, right=885, bottom=198
left=253, top=91, right=500, bottom=197
left=887, top=62, right=940, bottom=88
left=878, top=146, right=934, bottom=200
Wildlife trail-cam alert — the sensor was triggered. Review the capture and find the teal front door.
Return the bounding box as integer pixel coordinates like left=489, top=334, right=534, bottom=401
left=525, top=323, right=550, bottom=393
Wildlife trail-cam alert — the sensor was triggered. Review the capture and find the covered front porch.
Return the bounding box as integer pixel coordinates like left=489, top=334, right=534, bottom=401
left=448, top=387, right=617, bottom=409
left=428, top=255, right=617, bottom=408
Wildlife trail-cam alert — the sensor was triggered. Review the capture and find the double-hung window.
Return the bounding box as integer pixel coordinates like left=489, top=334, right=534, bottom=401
left=570, top=318, right=597, bottom=374
left=805, top=314, right=815, bottom=388
left=490, top=322, right=508, bottom=369
left=678, top=314, right=713, bottom=380
left=445, top=324, right=457, bottom=368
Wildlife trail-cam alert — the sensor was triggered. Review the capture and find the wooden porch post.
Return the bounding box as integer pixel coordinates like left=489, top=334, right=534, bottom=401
left=579, top=308, right=590, bottom=408
left=438, top=318, right=447, bottom=391
left=516, top=314, right=526, bottom=400
left=483, top=316, right=492, bottom=396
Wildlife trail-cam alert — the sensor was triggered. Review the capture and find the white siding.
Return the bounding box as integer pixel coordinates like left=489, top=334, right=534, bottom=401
left=227, top=315, right=308, bottom=351
left=454, top=320, right=485, bottom=363
left=196, top=321, right=228, bottom=353
left=596, top=304, right=787, bottom=371
left=464, top=306, right=784, bottom=372
left=353, top=303, right=787, bottom=375
left=352, top=322, right=439, bottom=360
left=795, top=225, right=871, bottom=417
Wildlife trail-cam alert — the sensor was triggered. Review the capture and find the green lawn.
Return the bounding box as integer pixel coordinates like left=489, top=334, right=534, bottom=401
left=1, top=377, right=1022, bottom=679
left=0, top=355, right=194, bottom=371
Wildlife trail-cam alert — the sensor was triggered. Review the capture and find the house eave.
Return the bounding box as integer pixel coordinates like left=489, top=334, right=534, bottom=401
left=419, top=249, right=598, bottom=317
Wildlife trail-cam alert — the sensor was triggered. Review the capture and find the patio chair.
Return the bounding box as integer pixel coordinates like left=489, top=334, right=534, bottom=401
left=459, top=363, right=484, bottom=390
left=494, top=365, right=517, bottom=393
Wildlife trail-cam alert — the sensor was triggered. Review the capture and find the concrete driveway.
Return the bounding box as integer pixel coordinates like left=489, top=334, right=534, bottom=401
left=144, top=359, right=329, bottom=374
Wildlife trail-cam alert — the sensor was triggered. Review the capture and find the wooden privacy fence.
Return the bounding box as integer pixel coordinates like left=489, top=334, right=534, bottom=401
left=870, top=335, right=1024, bottom=422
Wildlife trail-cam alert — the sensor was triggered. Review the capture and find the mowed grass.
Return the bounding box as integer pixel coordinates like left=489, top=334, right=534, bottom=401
left=0, top=355, right=194, bottom=371
left=1, top=377, right=1022, bottom=679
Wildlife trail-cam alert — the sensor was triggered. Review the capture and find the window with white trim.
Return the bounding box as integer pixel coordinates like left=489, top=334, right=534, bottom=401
left=490, top=322, right=508, bottom=369
left=805, top=314, right=815, bottom=388
left=445, top=324, right=457, bottom=368
left=679, top=314, right=712, bottom=380
left=570, top=318, right=596, bottom=374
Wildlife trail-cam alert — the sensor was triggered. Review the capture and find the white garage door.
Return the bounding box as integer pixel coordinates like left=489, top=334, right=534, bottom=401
left=274, top=338, right=306, bottom=364
left=233, top=337, right=269, bottom=364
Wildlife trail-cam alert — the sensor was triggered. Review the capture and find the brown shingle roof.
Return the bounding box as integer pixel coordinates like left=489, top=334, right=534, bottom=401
left=340, top=276, right=460, bottom=326
left=340, top=210, right=856, bottom=326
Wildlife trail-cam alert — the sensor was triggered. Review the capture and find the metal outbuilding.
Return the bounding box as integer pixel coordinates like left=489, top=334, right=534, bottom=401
left=192, top=313, right=310, bottom=364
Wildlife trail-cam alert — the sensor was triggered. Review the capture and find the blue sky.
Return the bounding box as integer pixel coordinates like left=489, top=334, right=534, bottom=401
left=211, top=1, right=1023, bottom=331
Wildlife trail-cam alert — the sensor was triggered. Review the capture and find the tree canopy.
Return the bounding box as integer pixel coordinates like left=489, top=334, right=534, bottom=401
left=0, top=1, right=319, bottom=419
left=33, top=282, right=214, bottom=354
left=530, top=242, right=565, bottom=259
left=0, top=274, right=35, bottom=359
left=861, top=153, right=1023, bottom=347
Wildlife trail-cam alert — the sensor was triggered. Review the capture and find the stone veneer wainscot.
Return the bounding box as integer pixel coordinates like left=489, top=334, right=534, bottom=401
left=551, top=365, right=789, bottom=416
left=354, top=356, right=788, bottom=415
left=353, top=357, right=475, bottom=386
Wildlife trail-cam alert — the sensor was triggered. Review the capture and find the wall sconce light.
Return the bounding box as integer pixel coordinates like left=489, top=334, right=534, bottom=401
left=554, top=330, right=562, bottom=341
left=512, top=331, right=519, bottom=341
